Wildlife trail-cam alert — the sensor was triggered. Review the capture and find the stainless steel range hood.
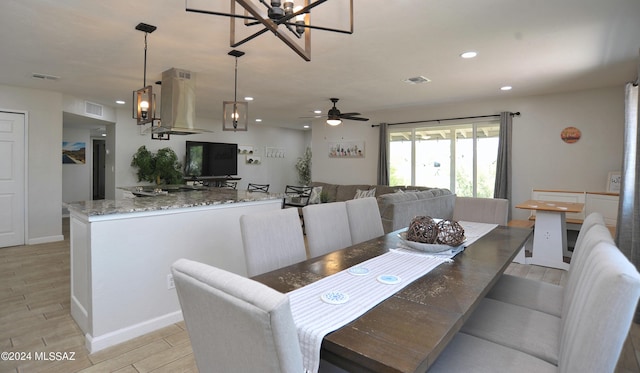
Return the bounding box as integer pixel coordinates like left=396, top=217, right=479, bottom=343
left=154, top=68, right=209, bottom=135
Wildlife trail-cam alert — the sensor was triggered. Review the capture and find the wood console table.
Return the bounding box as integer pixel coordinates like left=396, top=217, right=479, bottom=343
left=516, top=199, right=584, bottom=270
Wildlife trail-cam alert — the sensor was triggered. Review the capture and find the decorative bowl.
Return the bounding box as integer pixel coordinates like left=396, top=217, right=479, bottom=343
left=398, top=232, right=465, bottom=253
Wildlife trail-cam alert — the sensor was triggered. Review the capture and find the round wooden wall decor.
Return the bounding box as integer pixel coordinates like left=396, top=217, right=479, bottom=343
left=561, top=126, right=581, bottom=143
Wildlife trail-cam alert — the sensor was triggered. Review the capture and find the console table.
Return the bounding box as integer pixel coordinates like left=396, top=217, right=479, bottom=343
left=516, top=199, right=584, bottom=270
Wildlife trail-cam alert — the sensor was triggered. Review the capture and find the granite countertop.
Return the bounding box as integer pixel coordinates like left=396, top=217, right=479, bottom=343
left=66, top=187, right=284, bottom=217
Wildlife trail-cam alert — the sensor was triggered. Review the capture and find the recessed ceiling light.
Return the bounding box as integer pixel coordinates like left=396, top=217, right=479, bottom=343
left=116, top=100, right=126, bottom=105
left=403, top=76, right=431, bottom=85
left=244, top=96, right=254, bottom=101
left=500, top=86, right=513, bottom=91
left=313, top=110, right=322, bottom=114
left=460, top=51, right=478, bottom=59
left=255, top=118, right=262, bottom=122
left=303, top=125, right=310, bottom=129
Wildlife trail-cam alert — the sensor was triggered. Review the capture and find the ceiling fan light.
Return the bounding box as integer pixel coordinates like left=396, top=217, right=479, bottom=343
left=327, top=118, right=342, bottom=126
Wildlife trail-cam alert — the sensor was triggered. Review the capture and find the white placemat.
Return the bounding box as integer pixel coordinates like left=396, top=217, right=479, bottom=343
left=288, top=251, right=449, bottom=373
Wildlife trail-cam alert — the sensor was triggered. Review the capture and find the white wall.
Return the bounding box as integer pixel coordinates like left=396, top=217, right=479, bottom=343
left=310, top=120, right=379, bottom=184
left=0, top=84, right=63, bottom=244
left=312, top=85, right=626, bottom=221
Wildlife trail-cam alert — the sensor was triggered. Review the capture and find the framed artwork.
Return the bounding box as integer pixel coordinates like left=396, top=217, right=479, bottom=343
left=328, top=141, right=365, bottom=158
left=62, top=142, right=86, bottom=164
left=607, top=171, right=621, bottom=193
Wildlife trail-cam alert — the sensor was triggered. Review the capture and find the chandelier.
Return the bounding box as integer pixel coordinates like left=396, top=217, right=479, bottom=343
left=186, top=0, right=354, bottom=61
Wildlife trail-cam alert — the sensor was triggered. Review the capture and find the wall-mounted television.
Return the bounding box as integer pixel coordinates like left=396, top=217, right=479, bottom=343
left=185, top=141, right=238, bottom=177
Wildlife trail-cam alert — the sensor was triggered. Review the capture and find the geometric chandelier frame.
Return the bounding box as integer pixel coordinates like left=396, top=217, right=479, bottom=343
left=186, top=0, right=353, bottom=61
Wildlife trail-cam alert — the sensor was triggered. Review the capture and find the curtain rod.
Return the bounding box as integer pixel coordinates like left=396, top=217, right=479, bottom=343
left=371, top=111, right=520, bottom=127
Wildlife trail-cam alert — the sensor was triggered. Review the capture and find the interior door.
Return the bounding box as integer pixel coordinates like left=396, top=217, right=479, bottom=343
left=0, top=112, right=25, bottom=248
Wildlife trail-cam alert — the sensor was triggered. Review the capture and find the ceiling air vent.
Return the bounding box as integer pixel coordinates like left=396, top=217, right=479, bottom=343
left=403, top=76, right=431, bottom=85
left=85, top=101, right=104, bottom=117
left=31, top=73, right=60, bottom=81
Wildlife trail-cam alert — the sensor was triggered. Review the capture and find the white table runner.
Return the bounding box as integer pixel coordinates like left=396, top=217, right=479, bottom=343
left=289, top=221, right=498, bottom=372
left=289, top=251, right=448, bottom=372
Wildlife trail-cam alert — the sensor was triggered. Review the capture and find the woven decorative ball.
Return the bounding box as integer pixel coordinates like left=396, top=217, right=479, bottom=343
left=436, top=220, right=466, bottom=246
left=406, top=216, right=439, bottom=244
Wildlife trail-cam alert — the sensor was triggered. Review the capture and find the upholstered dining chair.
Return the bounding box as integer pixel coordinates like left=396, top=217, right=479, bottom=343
left=428, top=240, right=640, bottom=372
left=302, top=201, right=353, bottom=258
left=345, top=197, right=385, bottom=245
left=171, top=259, right=346, bottom=373
left=486, top=213, right=609, bottom=317
left=240, top=207, right=307, bottom=277
left=247, top=183, right=270, bottom=193
left=452, top=196, right=509, bottom=225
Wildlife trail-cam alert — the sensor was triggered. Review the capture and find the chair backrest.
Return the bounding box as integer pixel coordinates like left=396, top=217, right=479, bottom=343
left=240, top=208, right=307, bottom=276
left=452, top=197, right=509, bottom=225
left=171, top=259, right=303, bottom=373
left=221, top=181, right=237, bottom=189
left=345, top=197, right=385, bottom=244
left=558, top=241, right=640, bottom=373
left=248, top=183, right=270, bottom=193
left=561, top=222, right=613, bottom=316
left=572, top=212, right=605, bottom=254
left=302, top=201, right=353, bottom=258
left=283, top=185, right=313, bottom=208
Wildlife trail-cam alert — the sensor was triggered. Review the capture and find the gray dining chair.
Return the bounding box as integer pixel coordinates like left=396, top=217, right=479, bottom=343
left=345, top=197, right=384, bottom=245
left=240, top=207, right=307, bottom=277
left=452, top=196, right=509, bottom=225
left=302, top=201, right=352, bottom=258
left=429, top=240, right=640, bottom=372
left=171, top=259, right=346, bottom=373
left=486, top=213, right=609, bottom=316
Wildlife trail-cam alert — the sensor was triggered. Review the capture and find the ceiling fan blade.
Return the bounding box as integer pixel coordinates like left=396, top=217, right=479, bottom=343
left=342, top=116, right=369, bottom=121
left=338, top=112, right=360, bottom=117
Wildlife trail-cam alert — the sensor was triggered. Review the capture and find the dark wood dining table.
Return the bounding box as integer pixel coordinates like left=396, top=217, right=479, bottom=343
left=252, top=225, right=533, bottom=373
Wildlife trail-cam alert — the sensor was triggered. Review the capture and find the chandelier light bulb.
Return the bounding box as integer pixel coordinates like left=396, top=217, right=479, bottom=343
left=140, top=100, right=150, bottom=118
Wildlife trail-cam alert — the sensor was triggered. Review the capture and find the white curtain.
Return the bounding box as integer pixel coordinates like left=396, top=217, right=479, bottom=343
left=616, top=82, right=640, bottom=320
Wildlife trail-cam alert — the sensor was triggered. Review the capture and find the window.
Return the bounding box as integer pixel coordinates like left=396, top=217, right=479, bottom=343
left=389, top=122, right=500, bottom=197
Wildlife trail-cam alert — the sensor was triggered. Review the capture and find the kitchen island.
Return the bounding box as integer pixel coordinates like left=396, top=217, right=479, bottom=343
left=67, top=188, right=283, bottom=353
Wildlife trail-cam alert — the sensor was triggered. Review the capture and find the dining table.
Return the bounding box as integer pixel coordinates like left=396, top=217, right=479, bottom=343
left=516, top=199, right=585, bottom=270
left=252, top=224, right=533, bottom=373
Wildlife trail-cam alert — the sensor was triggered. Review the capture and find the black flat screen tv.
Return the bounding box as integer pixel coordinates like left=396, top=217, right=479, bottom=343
left=185, top=141, right=238, bottom=177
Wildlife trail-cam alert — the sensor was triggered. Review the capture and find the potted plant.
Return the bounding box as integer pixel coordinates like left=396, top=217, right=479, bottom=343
left=295, top=147, right=312, bottom=185
left=131, top=146, right=183, bottom=185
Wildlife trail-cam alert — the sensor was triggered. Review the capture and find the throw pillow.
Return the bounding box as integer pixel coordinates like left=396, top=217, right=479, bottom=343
left=309, top=186, right=323, bottom=204
left=354, top=188, right=376, bottom=199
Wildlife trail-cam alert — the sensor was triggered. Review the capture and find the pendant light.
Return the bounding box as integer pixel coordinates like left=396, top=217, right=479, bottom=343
left=223, top=50, right=248, bottom=131
left=133, top=23, right=157, bottom=125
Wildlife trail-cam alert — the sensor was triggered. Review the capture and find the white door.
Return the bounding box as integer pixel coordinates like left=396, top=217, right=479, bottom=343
left=0, top=112, right=25, bottom=247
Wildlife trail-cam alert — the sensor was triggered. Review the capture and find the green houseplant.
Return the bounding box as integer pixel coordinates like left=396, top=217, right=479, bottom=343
left=295, top=147, right=312, bottom=185
left=131, top=146, right=183, bottom=185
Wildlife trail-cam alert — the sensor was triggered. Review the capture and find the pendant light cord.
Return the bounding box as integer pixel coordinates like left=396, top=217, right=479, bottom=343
left=143, top=32, right=148, bottom=87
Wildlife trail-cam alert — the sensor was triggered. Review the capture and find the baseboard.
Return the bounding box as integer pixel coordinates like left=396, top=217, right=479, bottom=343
left=28, top=234, right=65, bottom=245
left=85, top=310, right=184, bottom=353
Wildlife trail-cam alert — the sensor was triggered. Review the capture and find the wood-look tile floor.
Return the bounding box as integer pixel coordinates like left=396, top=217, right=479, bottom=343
left=1, top=219, right=638, bottom=372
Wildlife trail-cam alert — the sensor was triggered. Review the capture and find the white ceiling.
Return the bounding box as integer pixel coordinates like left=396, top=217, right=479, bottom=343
left=1, top=0, right=639, bottom=130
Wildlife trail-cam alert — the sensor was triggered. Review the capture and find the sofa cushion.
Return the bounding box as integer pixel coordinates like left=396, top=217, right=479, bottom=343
left=336, top=184, right=372, bottom=202
left=354, top=188, right=376, bottom=199
left=309, top=182, right=338, bottom=202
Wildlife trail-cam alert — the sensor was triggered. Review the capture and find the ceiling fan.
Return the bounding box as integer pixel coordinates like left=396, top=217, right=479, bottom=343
left=325, top=98, right=369, bottom=126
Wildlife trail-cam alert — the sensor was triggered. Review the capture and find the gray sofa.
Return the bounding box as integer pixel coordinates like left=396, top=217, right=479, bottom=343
left=309, top=182, right=455, bottom=233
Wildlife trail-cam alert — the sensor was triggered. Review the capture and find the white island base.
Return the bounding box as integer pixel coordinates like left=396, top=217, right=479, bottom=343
left=69, top=198, right=281, bottom=353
